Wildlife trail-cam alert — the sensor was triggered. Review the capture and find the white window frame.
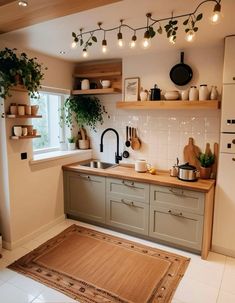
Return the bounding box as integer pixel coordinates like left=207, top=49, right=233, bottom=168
left=33, top=89, right=68, bottom=155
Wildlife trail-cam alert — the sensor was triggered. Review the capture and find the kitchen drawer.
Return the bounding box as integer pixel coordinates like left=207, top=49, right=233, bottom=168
left=149, top=206, right=203, bottom=250
left=106, top=196, right=149, bottom=235
left=150, top=185, right=204, bottom=215
left=106, top=177, right=149, bottom=204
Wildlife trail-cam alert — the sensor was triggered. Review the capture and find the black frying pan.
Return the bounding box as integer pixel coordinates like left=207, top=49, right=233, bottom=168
left=170, top=52, right=193, bottom=86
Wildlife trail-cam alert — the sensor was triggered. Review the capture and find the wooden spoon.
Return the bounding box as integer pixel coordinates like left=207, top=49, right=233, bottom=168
left=131, top=128, right=141, bottom=150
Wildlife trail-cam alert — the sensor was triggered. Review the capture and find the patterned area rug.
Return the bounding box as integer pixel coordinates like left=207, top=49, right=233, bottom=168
left=8, top=225, right=190, bottom=303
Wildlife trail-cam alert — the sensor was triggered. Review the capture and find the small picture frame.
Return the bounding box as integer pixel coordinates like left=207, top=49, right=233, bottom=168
left=124, top=77, right=140, bottom=101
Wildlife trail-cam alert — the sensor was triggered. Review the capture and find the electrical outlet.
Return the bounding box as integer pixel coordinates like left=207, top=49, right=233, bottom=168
left=21, top=152, right=27, bottom=160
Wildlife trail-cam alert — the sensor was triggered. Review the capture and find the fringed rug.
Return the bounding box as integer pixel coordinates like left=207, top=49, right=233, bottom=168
left=8, top=225, right=190, bottom=303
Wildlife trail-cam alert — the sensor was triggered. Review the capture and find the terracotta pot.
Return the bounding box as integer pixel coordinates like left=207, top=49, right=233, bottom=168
left=199, top=166, right=212, bottom=179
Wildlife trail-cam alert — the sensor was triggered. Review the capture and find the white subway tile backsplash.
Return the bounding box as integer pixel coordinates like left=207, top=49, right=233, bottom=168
left=88, top=100, right=220, bottom=170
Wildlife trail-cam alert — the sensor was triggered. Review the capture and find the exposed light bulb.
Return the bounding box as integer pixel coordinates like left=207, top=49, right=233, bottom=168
left=18, top=0, right=28, bottom=6
left=129, top=34, right=137, bottom=49
left=82, top=49, right=88, bottom=58
left=210, top=3, right=222, bottom=24
left=142, top=38, right=151, bottom=49
left=102, top=39, right=107, bottom=53
left=71, top=41, right=77, bottom=49
left=169, top=35, right=176, bottom=44
left=185, top=30, right=196, bottom=42
left=117, top=32, right=124, bottom=48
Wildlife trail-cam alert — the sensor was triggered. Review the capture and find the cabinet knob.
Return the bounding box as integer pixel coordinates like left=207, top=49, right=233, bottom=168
left=232, top=158, right=235, bottom=161
left=233, top=77, right=235, bottom=81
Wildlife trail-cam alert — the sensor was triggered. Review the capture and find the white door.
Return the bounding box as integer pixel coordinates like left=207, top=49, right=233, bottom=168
left=223, top=36, right=235, bottom=84
left=212, top=153, right=235, bottom=255
left=221, top=84, right=235, bottom=133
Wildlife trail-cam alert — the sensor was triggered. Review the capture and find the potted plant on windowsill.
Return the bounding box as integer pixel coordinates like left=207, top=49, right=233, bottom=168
left=198, top=153, right=215, bottom=179
left=60, top=95, right=108, bottom=131
left=0, top=47, right=46, bottom=99
left=67, top=136, right=76, bottom=151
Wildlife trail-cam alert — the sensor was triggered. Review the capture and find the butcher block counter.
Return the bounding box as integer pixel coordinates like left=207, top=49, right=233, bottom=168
left=63, top=161, right=215, bottom=192
left=63, top=160, right=215, bottom=259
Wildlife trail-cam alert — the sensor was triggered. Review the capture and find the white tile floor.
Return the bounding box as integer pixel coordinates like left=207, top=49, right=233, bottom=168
left=0, top=219, right=234, bottom=303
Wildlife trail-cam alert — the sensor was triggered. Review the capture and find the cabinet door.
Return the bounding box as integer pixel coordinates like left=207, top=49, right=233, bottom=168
left=223, top=36, right=235, bottom=84
left=221, top=84, right=235, bottom=133
left=64, top=171, right=105, bottom=223
left=106, top=196, right=149, bottom=235
left=149, top=206, right=203, bottom=251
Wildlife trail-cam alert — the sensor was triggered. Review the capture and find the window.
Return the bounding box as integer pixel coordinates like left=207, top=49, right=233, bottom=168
left=31, top=92, right=66, bottom=154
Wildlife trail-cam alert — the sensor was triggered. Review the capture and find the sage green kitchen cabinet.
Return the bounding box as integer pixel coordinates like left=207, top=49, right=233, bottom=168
left=105, top=178, right=149, bottom=235
left=64, top=171, right=105, bottom=223
left=149, top=185, right=205, bottom=251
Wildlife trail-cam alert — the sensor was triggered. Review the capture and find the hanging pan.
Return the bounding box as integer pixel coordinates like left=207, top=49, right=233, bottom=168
left=170, top=52, right=193, bottom=86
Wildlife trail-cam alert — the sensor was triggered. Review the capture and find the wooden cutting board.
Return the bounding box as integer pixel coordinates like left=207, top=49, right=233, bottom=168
left=183, top=137, right=201, bottom=170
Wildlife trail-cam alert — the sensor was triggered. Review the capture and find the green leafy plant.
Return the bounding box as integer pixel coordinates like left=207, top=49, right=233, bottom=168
left=198, top=153, right=215, bottom=168
left=164, top=19, right=178, bottom=43
left=60, top=95, right=108, bottom=131
left=67, top=136, right=76, bottom=143
left=183, top=13, right=203, bottom=34
left=0, top=47, right=46, bottom=99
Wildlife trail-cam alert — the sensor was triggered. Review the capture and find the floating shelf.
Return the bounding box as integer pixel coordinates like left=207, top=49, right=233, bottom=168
left=73, top=71, right=121, bottom=78
left=10, top=135, right=41, bottom=140
left=6, top=114, right=42, bottom=118
left=116, top=100, right=220, bottom=110
left=72, top=88, right=121, bottom=95
left=9, top=85, right=28, bottom=93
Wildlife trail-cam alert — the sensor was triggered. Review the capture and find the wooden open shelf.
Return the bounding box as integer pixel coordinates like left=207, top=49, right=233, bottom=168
left=116, top=100, right=220, bottom=110
left=7, top=114, right=42, bottom=118
left=73, top=71, right=121, bottom=78
left=10, top=135, right=41, bottom=140
left=9, top=85, right=27, bottom=93
left=72, top=88, right=121, bottom=95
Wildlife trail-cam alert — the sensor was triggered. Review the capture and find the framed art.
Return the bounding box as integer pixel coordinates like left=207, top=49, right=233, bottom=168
left=124, top=77, right=140, bottom=101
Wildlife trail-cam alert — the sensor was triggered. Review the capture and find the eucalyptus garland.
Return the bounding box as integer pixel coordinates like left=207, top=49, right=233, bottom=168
left=60, top=94, right=108, bottom=131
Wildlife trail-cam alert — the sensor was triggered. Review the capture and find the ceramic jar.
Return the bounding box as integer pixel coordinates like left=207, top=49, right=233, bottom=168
left=189, top=86, right=199, bottom=101
left=81, top=79, right=90, bottom=90
left=199, top=84, right=209, bottom=101
left=210, top=86, right=218, bottom=100
left=135, top=159, right=147, bottom=173
left=180, top=89, right=189, bottom=100
left=140, top=89, right=148, bottom=101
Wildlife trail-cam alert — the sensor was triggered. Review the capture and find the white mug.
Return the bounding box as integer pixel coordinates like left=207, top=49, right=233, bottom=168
left=100, top=80, right=111, bottom=88
left=135, top=159, right=148, bottom=173
left=13, top=126, right=22, bottom=137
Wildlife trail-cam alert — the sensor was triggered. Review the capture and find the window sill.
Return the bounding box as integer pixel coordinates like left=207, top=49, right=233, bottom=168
left=30, top=149, right=92, bottom=165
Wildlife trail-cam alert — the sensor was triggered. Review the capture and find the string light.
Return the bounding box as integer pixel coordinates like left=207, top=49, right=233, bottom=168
left=18, top=0, right=28, bottom=6
left=70, top=0, right=222, bottom=55
left=129, top=33, right=137, bottom=48
left=185, top=30, right=196, bottom=42
left=82, top=48, right=88, bottom=58
left=210, top=2, right=222, bottom=24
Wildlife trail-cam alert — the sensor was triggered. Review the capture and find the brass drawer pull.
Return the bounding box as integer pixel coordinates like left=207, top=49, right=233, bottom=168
left=169, top=188, right=184, bottom=196
left=121, top=199, right=135, bottom=207
left=168, top=209, right=185, bottom=218
left=233, top=77, right=235, bottom=81
left=122, top=180, right=135, bottom=187
left=78, top=175, right=90, bottom=180
left=232, top=158, right=235, bottom=161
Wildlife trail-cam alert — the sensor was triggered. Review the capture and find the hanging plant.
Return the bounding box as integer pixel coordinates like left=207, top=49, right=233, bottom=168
left=0, top=47, right=47, bottom=99
left=60, top=95, right=109, bottom=131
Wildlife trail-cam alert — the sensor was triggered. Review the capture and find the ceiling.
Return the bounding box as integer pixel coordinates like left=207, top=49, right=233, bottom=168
left=1, top=0, right=235, bottom=62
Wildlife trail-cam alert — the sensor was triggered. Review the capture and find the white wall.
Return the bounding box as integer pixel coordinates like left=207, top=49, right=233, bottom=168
left=90, top=45, right=223, bottom=170
left=0, top=44, right=92, bottom=248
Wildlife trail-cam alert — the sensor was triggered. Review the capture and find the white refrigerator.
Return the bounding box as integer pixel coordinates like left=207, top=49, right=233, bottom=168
left=213, top=84, right=235, bottom=256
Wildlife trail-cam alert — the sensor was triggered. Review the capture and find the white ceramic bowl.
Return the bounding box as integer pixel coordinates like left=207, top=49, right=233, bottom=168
left=164, top=91, right=180, bottom=100
left=100, top=80, right=111, bottom=88
left=13, top=126, right=22, bottom=137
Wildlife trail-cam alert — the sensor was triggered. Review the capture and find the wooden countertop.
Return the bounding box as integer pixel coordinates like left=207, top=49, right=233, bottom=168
left=63, top=161, right=215, bottom=192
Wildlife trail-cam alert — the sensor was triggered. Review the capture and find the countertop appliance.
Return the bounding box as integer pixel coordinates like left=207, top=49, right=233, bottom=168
left=212, top=35, right=235, bottom=256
